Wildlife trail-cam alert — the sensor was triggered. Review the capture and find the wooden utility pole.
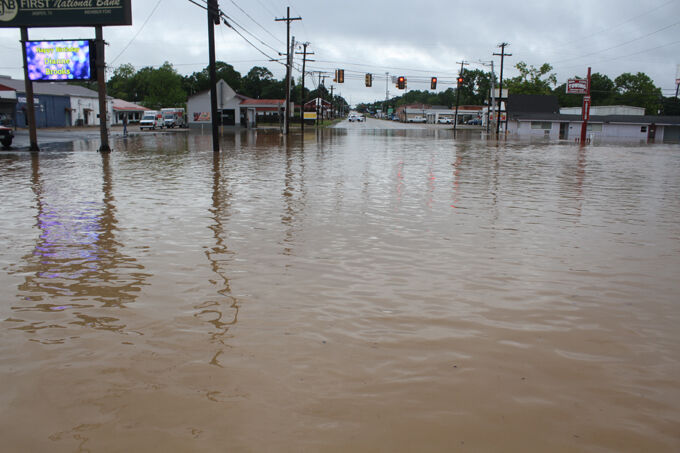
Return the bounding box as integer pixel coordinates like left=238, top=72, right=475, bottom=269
left=276, top=7, right=301, bottom=135
left=295, top=42, right=313, bottom=132
left=95, top=26, right=111, bottom=153
left=208, top=0, right=220, bottom=152
left=20, top=27, right=39, bottom=152
left=493, top=42, right=511, bottom=136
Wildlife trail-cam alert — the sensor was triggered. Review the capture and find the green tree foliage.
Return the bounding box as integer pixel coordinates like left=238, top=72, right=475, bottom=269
left=182, top=61, right=242, bottom=95
left=614, top=72, right=663, bottom=114
left=134, top=62, right=186, bottom=109
left=107, top=63, right=136, bottom=100
left=505, top=62, right=557, bottom=95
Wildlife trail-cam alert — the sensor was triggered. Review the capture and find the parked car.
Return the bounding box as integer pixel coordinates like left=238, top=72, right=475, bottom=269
left=437, top=117, right=451, bottom=124
left=467, top=118, right=482, bottom=125
left=0, top=114, right=13, bottom=148
left=407, top=116, right=426, bottom=123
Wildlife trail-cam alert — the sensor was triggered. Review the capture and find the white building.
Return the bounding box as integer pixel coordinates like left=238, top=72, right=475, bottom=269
left=506, top=95, right=680, bottom=143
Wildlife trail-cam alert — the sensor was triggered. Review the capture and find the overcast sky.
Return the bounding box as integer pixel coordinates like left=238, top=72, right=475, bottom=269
left=1, top=0, right=678, bottom=105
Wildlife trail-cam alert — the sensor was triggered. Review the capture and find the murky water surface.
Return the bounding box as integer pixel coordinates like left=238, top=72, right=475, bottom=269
left=1, top=129, right=679, bottom=452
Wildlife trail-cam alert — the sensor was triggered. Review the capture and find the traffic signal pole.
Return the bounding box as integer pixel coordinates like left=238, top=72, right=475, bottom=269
left=453, top=60, right=468, bottom=135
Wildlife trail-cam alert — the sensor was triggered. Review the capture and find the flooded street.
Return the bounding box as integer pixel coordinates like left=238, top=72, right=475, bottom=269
left=1, top=129, right=679, bottom=452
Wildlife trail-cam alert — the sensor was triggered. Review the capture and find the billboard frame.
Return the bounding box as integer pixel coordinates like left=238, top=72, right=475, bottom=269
left=0, top=1, right=132, bottom=28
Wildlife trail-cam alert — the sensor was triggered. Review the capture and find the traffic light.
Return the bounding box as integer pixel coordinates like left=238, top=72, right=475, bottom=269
left=430, top=77, right=437, bottom=90
left=335, top=69, right=344, bottom=83
left=365, top=73, right=372, bottom=87
left=457, top=76, right=464, bottom=85
left=397, top=76, right=406, bottom=90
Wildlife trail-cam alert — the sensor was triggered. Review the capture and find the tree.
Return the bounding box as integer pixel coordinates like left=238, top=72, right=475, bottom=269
left=505, top=62, right=557, bottom=95
left=133, top=62, right=186, bottom=109
left=107, top=63, right=136, bottom=100
left=182, top=61, right=242, bottom=96
left=614, top=72, right=662, bottom=114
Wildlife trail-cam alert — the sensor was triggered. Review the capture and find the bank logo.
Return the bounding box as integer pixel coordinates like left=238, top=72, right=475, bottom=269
left=0, top=0, right=19, bottom=23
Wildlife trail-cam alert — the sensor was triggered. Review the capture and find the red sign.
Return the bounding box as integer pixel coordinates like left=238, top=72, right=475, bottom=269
left=567, top=78, right=588, bottom=94
left=582, top=95, right=591, bottom=121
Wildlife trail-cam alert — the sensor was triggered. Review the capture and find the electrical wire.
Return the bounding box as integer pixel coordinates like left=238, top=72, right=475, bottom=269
left=229, top=0, right=285, bottom=45
left=110, top=0, right=164, bottom=65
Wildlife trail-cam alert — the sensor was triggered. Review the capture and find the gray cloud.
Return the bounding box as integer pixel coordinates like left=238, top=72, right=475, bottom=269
left=1, top=0, right=678, bottom=105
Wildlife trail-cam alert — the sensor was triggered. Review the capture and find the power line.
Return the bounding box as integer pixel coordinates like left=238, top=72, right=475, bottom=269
left=552, top=20, right=680, bottom=65
left=229, top=0, right=285, bottom=44
left=111, top=0, right=163, bottom=65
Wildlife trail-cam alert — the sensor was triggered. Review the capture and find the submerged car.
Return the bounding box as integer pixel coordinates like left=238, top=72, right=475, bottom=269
left=437, top=117, right=451, bottom=124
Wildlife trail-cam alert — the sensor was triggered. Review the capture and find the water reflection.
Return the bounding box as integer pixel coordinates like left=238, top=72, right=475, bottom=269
left=281, top=140, right=307, bottom=255
left=197, top=151, right=239, bottom=366
left=9, top=152, right=150, bottom=341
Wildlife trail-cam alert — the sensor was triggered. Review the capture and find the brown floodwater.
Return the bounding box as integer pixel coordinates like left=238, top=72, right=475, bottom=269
left=1, top=129, right=679, bottom=452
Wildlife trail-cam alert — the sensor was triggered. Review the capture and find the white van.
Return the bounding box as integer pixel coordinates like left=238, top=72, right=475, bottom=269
left=140, top=110, right=161, bottom=130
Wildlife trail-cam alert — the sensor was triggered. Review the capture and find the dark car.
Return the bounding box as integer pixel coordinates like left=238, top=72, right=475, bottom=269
left=0, top=116, right=13, bottom=148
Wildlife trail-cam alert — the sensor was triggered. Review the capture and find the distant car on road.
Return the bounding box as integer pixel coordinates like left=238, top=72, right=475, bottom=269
left=348, top=114, right=365, bottom=122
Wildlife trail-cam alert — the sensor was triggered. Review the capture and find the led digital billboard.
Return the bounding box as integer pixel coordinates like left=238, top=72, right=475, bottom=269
left=25, top=40, right=95, bottom=81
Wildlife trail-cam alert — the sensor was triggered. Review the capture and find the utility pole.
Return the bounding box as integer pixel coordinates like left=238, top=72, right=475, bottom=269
left=316, top=72, right=321, bottom=127
left=295, top=42, right=314, bottom=132
left=330, top=85, right=334, bottom=118
left=479, top=60, right=496, bottom=134
left=493, top=42, right=511, bottom=137
left=95, top=26, right=111, bottom=153
left=453, top=60, right=469, bottom=135
left=20, top=27, right=39, bottom=151
left=385, top=72, right=389, bottom=118
left=276, top=7, right=301, bottom=135
left=207, top=0, right=220, bottom=152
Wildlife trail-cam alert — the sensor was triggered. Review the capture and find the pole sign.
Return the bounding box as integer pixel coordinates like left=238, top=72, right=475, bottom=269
left=582, top=95, right=591, bottom=121
left=0, top=1, right=132, bottom=27
left=567, top=78, right=588, bottom=94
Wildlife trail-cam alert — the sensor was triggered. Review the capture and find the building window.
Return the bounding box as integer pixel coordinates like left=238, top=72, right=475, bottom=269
left=587, top=124, right=602, bottom=132
left=641, top=126, right=647, bottom=133
left=531, top=121, right=552, bottom=130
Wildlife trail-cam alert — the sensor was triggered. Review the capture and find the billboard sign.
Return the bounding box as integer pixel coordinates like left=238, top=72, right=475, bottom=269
left=0, top=0, right=132, bottom=28
left=567, top=78, right=589, bottom=94
left=303, top=112, right=317, bottom=120
left=25, top=40, right=94, bottom=81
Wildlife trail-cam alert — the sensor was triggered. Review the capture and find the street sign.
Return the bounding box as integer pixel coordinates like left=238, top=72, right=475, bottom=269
left=0, top=1, right=132, bottom=28
left=567, top=78, right=588, bottom=94
left=303, top=112, right=317, bottom=120
left=582, top=95, right=591, bottom=121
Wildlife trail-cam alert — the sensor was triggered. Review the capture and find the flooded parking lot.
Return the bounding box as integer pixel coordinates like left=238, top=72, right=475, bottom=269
left=1, top=129, right=679, bottom=452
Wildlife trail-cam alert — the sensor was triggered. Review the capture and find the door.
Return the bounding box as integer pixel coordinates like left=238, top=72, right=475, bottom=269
left=559, top=122, right=569, bottom=140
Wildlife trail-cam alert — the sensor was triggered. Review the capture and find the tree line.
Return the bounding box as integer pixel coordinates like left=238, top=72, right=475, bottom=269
left=79, top=61, right=348, bottom=111
left=358, top=62, right=680, bottom=116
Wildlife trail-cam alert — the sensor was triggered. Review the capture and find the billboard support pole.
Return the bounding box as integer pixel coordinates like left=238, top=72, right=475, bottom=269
left=20, top=27, right=39, bottom=152
left=95, top=26, right=111, bottom=153
left=579, top=67, right=591, bottom=146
